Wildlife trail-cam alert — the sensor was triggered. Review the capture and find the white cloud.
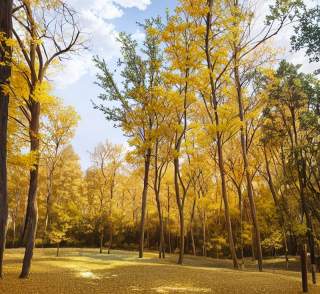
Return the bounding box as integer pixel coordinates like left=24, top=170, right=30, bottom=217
left=52, top=0, right=152, bottom=89
left=114, top=0, right=151, bottom=10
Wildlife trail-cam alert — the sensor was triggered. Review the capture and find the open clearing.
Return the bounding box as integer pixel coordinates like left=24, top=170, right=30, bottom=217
left=0, top=248, right=319, bottom=293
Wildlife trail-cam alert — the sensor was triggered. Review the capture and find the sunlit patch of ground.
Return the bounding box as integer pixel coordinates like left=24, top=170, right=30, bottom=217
left=0, top=248, right=319, bottom=293
left=152, top=286, right=211, bottom=293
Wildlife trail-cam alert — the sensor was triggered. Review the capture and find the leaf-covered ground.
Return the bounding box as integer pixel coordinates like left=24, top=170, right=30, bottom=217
left=0, top=248, right=319, bottom=293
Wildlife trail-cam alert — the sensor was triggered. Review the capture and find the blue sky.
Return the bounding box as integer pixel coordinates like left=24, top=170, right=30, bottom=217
left=53, top=0, right=315, bottom=170
left=53, top=0, right=177, bottom=170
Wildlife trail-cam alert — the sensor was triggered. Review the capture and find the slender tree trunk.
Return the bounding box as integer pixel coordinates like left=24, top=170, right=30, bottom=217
left=202, top=211, right=206, bottom=257
left=56, top=242, right=60, bottom=257
left=99, top=228, right=104, bottom=254
left=174, top=158, right=185, bottom=265
left=139, top=148, right=151, bottom=258
left=12, top=217, right=16, bottom=248
left=177, top=206, right=184, bottom=264
left=0, top=0, right=13, bottom=278
left=233, top=52, right=262, bottom=271
left=166, top=186, right=172, bottom=254
left=107, top=224, right=112, bottom=254
left=263, top=145, right=289, bottom=269
left=251, top=225, right=256, bottom=261
left=300, top=243, right=308, bottom=293
left=155, top=190, right=165, bottom=258
left=20, top=103, right=40, bottom=279
left=237, top=186, right=244, bottom=269
left=205, top=1, right=238, bottom=269
left=43, top=173, right=53, bottom=245
left=190, top=198, right=196, bottom=256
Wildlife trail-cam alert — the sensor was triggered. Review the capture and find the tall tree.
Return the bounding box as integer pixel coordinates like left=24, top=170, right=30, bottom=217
left=9, top=0, right=81, bottom=278
left=0, top=0, right=13, bottom=279
left=94, top=18, right=163, bottom=258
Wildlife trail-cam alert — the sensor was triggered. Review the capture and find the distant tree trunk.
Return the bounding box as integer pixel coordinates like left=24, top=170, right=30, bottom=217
left=0, top=0, right=13, bottom=278
left=202, top=210, right=207, bottom=257
left=11, top=214, right=16, bottom=248
left=237, top=186, right=244, bottom=269
left=56, top=242, right=60, bottom=257
left=300, top=243, right=308, bottom=293
left=99, top=228, right=104, bottom=254
left=20, top=102, right=41, bottom=279
left=107, top=224, right=112, bottom=254
left=190, top=198, right=196, bottom=256
left=166, top=186, right=172, bottom=254
left=155, top=189, right=165, bottom=258
left=139, top=148, right=151, bottom=258
left=43, top=170, right=54, bottom=245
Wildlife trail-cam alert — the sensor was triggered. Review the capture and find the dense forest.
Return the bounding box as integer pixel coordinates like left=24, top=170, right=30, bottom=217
left=0, top=0, right=320, bottom=293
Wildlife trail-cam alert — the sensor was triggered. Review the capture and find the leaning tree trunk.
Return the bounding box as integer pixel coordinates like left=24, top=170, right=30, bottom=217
left=0, top=0, right=13, bottom=278
left=139, top=148, right=151, bottom=258
left=20, top=102, right=40, bottom=279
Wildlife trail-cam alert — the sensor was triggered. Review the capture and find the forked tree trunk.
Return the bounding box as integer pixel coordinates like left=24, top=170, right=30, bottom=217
left=139, top=148, right=151, bottom=258
left=0, top=0, right=13, bottom=278
left=173, top=157, right=186, bottom=265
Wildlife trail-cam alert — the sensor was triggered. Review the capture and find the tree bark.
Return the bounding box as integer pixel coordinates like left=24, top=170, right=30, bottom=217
left=0, top=0, right=13, bottom=278
left=20, top=102, right=40, bottom=279
left=300, top=243, right=308, bottom=293
left=139, top=148, right=151, bottom=258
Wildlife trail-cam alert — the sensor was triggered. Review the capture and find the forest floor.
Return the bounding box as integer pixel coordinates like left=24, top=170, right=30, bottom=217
left=0, top=248, right=319, bottom=294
